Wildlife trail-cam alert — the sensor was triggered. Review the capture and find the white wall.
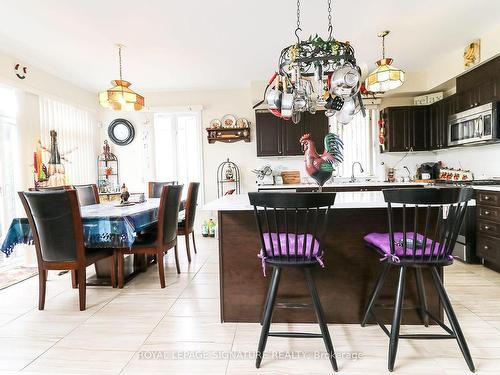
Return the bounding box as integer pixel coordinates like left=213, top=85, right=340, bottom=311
left=0, top=50, right=100, bottom=192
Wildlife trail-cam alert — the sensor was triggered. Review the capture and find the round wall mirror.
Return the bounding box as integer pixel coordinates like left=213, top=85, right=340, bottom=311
left=108, top=119, right=135, bottom=146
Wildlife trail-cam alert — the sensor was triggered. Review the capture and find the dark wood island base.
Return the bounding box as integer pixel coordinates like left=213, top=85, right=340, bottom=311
left=218, top=208, right=442, bottom=324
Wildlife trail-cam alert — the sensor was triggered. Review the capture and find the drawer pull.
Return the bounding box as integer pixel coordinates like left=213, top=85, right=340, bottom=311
left=484, top=211, right=491, bottom=215
left=484, top=225, right=491, bottom=230
left=484, top=245, right=490, bottom=250
left=484, top=196, right=491, bottom=200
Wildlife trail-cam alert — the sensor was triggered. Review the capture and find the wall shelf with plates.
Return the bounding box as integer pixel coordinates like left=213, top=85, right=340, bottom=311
left=206, top=127, right=250, bottom=144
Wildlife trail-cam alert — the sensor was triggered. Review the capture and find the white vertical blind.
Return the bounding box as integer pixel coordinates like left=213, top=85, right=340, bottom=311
left=330, top=108, right=377, bottom=178
left=39, top=97, right=97, bottom=185
left=0, top=86, right=18, bottom=238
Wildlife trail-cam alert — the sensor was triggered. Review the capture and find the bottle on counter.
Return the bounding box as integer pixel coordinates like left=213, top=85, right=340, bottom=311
left=207, top=218, right=216, bottom=237
left=201, top=221, right=209, bottom=237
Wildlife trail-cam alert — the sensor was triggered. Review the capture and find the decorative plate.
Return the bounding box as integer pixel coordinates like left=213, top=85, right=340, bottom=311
left=108, top=119, right=135, bottom=146
left=236, top=118, right=249, bottom=128
left=210, top=119, right=222, bottom=129
left=221, top=114, right=237, bottom=128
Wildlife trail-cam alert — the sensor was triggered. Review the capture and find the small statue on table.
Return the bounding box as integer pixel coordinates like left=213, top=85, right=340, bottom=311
left=120, top=183, right=130, bottom=204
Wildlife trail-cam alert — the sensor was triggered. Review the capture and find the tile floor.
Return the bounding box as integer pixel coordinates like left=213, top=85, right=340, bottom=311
left=0, top=235, right=499, bottom=374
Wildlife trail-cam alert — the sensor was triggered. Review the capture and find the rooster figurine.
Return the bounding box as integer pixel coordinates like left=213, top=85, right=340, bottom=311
left=299, top=133, right=344, bottom=187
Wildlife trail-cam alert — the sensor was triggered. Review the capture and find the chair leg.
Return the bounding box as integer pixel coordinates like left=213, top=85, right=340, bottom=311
left=388, top=266, right=406, bottom=372
left=191, top=231, right=197, bottom=254
left=38, top=268, right=47, bottom=310
left=71, top=270, right=78, bottom=289
left=431, top=267, right=475, bottom=372
left=157, top=252, right=166, bottom=288
left=174, top=245, right=181, bottom=274
left=117, top=251, right=125, bottom=289
left=185, top=234, right=192, bottom=263
left=77, top=267, right=86, bottom=311
left=361, top=262, right=390, bottom=327
left=304, top=268, right=338, bottom=372
left=260, top=267, right=278, bottom=326
left=256, top=267, right=281, bottom=369
left=415, top=267, right=429, bottom=327
left=110, top=254, right=117, bottom=288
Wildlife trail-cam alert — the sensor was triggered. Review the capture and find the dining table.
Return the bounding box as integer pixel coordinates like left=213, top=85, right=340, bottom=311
left=0, top=198, right=185, bottom=285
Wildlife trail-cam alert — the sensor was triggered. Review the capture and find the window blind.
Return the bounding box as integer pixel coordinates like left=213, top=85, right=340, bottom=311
left=39, top=97, right=98, bottom=185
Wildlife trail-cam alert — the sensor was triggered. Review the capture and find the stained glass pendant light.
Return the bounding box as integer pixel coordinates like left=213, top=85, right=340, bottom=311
left=99, top=44, right=144, bottom=111
left=365, top=31, right=405, bottom=93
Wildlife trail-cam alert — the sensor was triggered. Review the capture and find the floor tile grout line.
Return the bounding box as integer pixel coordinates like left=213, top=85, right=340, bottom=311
left=117, top=247, right=212, bottom=374
left=19, top=280, right=126, bottom=371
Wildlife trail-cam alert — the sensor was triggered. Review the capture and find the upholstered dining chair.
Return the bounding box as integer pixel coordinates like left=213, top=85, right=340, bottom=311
left=116, top=184, right=183, bottom=288
left=177, top=182, right=200, bottom=263
left=148, top=181, right=178, bottom=198
left=74, top=184, right=100, bottom=206
left=248, top=192, right=338, bottom=372
left=18, top=189, right=116, bottom=311
left=362, top=187, right=475, bottom=372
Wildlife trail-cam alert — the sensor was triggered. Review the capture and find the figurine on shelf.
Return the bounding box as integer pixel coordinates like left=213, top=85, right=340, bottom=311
left=225, top=164, right=234, bottom=181
left=120, top=183, right=130, bottom=204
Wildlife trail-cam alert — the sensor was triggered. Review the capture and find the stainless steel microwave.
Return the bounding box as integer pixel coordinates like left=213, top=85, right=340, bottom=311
left=448, top=102, right=499, bottom=146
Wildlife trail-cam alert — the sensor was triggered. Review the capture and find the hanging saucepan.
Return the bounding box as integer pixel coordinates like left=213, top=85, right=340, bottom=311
left=330, top=65, right=361, bottom=99
left=336, top=97, right=356, bottom=125
left=281, top=77, right=293, bottom=120
left=266, top=73, right=283, bottom=114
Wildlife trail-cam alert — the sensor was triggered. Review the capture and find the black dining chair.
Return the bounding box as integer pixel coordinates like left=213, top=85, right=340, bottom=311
left=18, top=189, right=116, bottom=311
left=362, top=187, right=475, bottom=372
left=148, top=181, right=178, bottom=198
left=74, top=184, right=100, bottom=206
left=116, top=184, right=183, bottom=288
left=248, top=192, right=338, bottom=372
left=177, top=182, right=200, bottom=263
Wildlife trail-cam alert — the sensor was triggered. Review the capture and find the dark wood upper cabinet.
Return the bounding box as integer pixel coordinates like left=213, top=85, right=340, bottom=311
left=382, top=106, right=428, bottom=152
left=256, top=111, right=329, bottom=157
left=256, top=111, right=281, bottom=156
left=456, top=56, right=500, bottom=112
left=409, top=106, right=429, bottom=151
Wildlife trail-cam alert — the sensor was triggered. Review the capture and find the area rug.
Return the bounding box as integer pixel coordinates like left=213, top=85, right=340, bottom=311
left=0, top=266, right=38, bottom=290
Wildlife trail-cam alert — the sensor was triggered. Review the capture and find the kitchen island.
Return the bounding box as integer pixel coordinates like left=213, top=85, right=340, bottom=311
left=205, top=191, right=444, bottom=324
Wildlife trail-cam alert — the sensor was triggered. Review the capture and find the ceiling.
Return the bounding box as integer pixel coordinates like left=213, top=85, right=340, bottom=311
left=0, top=0, right=499, bottom=93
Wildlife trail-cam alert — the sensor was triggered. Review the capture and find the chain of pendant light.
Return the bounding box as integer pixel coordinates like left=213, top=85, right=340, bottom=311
left=117, top=44, right=123, bottom=81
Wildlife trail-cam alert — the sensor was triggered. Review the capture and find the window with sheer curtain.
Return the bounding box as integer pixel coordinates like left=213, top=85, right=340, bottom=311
left=330, top=108, right=377, bottom=178
left=39, top=97, right=98, bottom=185
left=0, top=86, right=18, bottom=238
left=153, top=112, right=203, bottom=202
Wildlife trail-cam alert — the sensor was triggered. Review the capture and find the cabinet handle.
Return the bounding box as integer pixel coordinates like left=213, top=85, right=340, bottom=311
left=484, top=195, right=491, bottom=200
left=484, top=245, right=489, bottom=250
left=484, top=211, right=491, bottom=215
left=484, top=225, right=491, bottom=230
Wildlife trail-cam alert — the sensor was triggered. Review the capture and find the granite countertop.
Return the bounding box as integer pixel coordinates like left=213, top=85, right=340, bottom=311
left=257, top=181, right=426, bottom=189
left=204, top=191, right=480, bottom=211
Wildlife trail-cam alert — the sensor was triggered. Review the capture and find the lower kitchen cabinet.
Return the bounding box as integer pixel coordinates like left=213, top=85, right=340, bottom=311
left=476, top=189, right=500, bottom=271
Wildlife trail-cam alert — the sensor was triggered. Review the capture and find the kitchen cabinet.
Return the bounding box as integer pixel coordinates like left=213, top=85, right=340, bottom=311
left=476, top=189, right=500, bottom=272
left=428, top=94, right=457, bottom=149
left=382, top=106, right=429, bottom=152
left=256, top=111, right=328, bottom=157
left=456, top=56, right=500, bottom=112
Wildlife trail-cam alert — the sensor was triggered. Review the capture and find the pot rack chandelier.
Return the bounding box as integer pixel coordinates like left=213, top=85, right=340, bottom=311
left=99, top=44, right=145, bottom=111
left=256, top=0, right=365, bottom=125
left=365, top=31, right=405, bottom=93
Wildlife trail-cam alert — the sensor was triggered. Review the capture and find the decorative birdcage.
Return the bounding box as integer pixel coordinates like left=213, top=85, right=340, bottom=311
left=217, top=159, right=241, bottom=198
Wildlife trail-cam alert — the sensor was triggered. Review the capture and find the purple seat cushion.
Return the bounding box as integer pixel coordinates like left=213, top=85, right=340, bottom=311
left=364, top=232, right=443, bottom=258
left=261, top=232, right=320, bottom=258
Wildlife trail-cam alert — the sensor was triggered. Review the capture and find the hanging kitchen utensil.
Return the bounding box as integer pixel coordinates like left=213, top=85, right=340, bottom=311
left=281, top=77, right=293, bottom=120
left=330, top=65, right=360, bottom=98
left=253, top=72, right=278, bottom=109
left=336, top=97, right=356, bottom=124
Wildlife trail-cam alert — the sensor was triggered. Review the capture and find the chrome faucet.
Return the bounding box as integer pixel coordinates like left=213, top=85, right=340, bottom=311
left=350, top=162, right=364, bottom=183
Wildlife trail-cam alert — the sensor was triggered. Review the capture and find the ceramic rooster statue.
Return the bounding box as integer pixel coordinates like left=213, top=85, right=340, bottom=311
left=299, top=133, right=344, bottom=187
